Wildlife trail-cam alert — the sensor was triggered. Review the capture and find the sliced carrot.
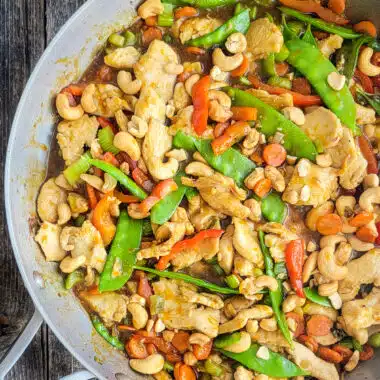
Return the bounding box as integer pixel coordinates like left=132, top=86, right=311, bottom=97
left=172, top=331, right=190, bottom=353
left=332, top=345, right=353, bottom=362
left=146, top=343, right=157, bottom=355
left=328, top=0, right=345, bottom=14
left=354, top=21, right=377, bottom=37
left=286, top=312, right=305, bottom=338
left=292, top=77, right=312, bottom=96
left=192, top=340, right=213, bottom=360
left=174, top=6, right=198, bottom=19
left=102, top=152, right=120, bottom=167
left=145, top=16, right=158, bottom=26
left=174, top=363, right=196, bottom=380
left=298, top=334, right=318, bottom=353
left=316, top=213, right=342, bottom=235
left=86, top=183, right=98, bottom=209
left=356, top=225, right=377, bottom=243
left=185, top=46, right=206, bottom=55
left=214, top=122, right=229, bottom=138
left=349, top=212, right=374, bottom=227
left=142, top=27, right=162, bottom=45
left=231, top=106, right=258, bottom=121
left=253, top=178, right=272, bottom=198
left=126, top=336, right=149, bottom=359
left=262, top=143, right=287, bottom=167
left=360, top=344, right=374, bottom=361
left=275, top=62, right=290, bottom=77
left=306, top=315, right=333, bottom=337
left=358, top=135, right=378, bottom=174
left=230, top=55, right=249, bottom=77
left=318, top=347, right=343, bottom=363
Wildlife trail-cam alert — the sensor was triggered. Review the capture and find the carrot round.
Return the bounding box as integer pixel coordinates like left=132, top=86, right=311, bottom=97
left=126, top=337, right=149, bottom=359
left=262, top=143, right=287, bottom=167
left=306, top=315, right=333, bottom=337
left=175, top=6, right=198, bottom=19
left=328, top=0, right=345, bottom=14
left=318, top=347, right=343, bottom=363
left=349, top=212, right=374, bottom=227
left=192, top=340, right=213, bottom=360
left=145, top=16, right=158, bottom=26
left=354, top=21, right=377, bottom=37
left=171, top=331, right=190, bottom=353
left=253, top=178, right=272, bottom=198
left=142, top=27, right=162, bottom=45
left=230, top=55, right=249, bottom=77
left=356, top=225, right=377, bottom=243
left=316, top=213, right=342, bottom=235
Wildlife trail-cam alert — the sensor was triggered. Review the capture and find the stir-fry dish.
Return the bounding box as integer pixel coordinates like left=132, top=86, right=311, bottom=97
left=34, top=0, right=380, bottom=378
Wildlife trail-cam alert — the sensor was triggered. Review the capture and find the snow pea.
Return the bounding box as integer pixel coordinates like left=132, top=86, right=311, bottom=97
left=261, top=192, right=288, bottom=223
left=357, top=88, right=380, bottom=115
left=225, top=87, right=318, bottom=160
left=163, top=0, right=236, bottom=7
left=259, top=231, right=293, bottom=347
left=285, top=38, right=360, bottom=135
left=302, top=24, right=317, bottom=46
left=263, top=53, right=277, bottom=77
left=91, top=315, right=124, bottom=350
left=99, top=210, right=143, bottom=292
left=187, top=9, right=250, bottom=48
left=304, top=287, right=331, bottom=307
left=219, top=344, right=307, bottom=377
left=279, top=7, right=361, bottom=39
left=173, top=130, right=255, bottom=187
left=214, top=332, right=242, bottom=348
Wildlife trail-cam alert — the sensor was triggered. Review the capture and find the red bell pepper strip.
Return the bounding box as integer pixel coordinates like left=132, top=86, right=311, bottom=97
left=354, top=69, right=374, bottom=94
left=156, top=229, right=224, bottom=270
left=285, top=239, right=305, bottom=298
left=92, top=193, right=116, bottom=246
left=375, top=222, right=380, bottom=245
left=248, top=75, right=322, bottom=107
left=192, top=75, right=210, bottom=136
left=358, top=135, right=378, bottom=174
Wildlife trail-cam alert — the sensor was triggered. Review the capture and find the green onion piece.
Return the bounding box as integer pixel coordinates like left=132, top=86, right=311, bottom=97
left=149, top=295, right=165, bottom=315
left=239, top=76, right=251, bottom=86
left=275, top=45, right=290, bottom=62
left=225, top=274, right=240, bottom=289
left=214, top=332, right=241, bottom=348
left=64, top=151, right=92, bottom=187
left=98, top=126, right=120, bottom=155
left=353, top=338, right=363, bottom=352
left=73, top=215, right=86, bottom=227
left=108, top=33, right=125, bottom=47
left=205, top=359, right=224, bottom=377
left=65, top=270, right=84, bottom=290
left=268, top=76, right=292, bottom=89
left=250, top=6, right=258, bottom=20
left=124, top=31, right=136, bottom=46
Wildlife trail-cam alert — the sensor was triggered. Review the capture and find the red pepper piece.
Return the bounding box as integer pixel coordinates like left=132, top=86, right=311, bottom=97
left=285, top=239, right=305, bottom=298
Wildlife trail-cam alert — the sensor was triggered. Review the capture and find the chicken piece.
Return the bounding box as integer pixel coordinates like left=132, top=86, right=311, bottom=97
left=234, top=255, right=257, bottom=277
left=317, top=34, right=343, bottom=58
left=250, top=329, right=290, bottom=351
left=356, top=103, right=376, bottom=125
left=137, top=221, right=186, bottom=259
left=170, top=206, right=194, bottom=236
left=188, top=195, right=220, bottom=232
left=245, top=18, right=283, bottom=60
left=289, top=342, right=339, bottom=380
left=60, top=220, right=107, bottom=273
left=178, top=17, right=222, bottom=44
left=134, top=87, right=166, bottom=124
left=218, top=224, right=235, bottom=274
left=180, top=287, right=224, bottom=309
left=104, top=46, right=140, bottom=69
left=223, top=296, right=257, bottom=319
left=246, top=89, right=293, bottom=109
left=232, top=218, right=263, bottom=267
left=301, top=107, right=343, bottom=149
left=191, top=173, right=250, bottom=218
left=340, top=288, right=380, bottom=344
left=37, top=178, right=67, bottom=223
left=57, top=115, right=99, bottom=165
left=338, top=248, right=380, bottom=301
left=35, top=222, right=67, bottom=262
left=80, top=292, right=128, bottom=324
left=282, top=159, right=338, bottom=207
left=234, top=366, right=254, bottom=380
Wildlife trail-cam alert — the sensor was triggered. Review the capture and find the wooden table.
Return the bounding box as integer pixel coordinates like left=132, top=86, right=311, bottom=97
left=0, top=1, right=88, bottom=378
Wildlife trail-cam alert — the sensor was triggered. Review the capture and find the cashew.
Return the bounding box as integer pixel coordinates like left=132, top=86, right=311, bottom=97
left=138, top=0, right=164, bottom=19
left=165, top=63, right=184, bottom=75
left=336, top=195, right=356, bottom=217
left=345, top=350, right=360, bottom=372
left=359, top=186, right=380, bottom=212
left=240, top=275, right=278, bottom=297
left=318, top=281, right=338, bottom=297
left=210, top=65, right=228, bottom=82
left=209, top=99, right=233, bottom=123
left=184, top=352, right=198, bottom=366
left=225, top=32, right=247, bottom=54
left=185, top=74, right=200, bottom=96
left=117, top=71, right=142, bottom=95
left=335, top=242, right=352, bottom=266
left=209, top=81, right=229, bottom=90
left=302, top=251, right=318, bottom=283
left=90, top=139, right=103, bottom=159
left=102, top=173, right=117, bottom=193
left=244, top=168, right=265, bottom=190
left=317, top=246, right=348, bottom=281
left=193, top=151, right=207, bottom=164
left=264, top=166, right=285, bottom=192
left=127, top=303, right=149, bottom=329
left=327, top=72, right=346, bottom=91
left=303, top=302, right=338, bottom=321
left=189, top=332, right=210, bottom=345
left=212, top=48, right=243, bottom=72
left=242, top=128, right=260, bottom=156
left=364, top=173, right=380, bottom=189
left=316, top=153, right=332, bottom=168
left=130, top=354, right=165, bottom=375
left=358, top=47, right=380, bottom=77
left=59, top=255, right=86, bottom=273
left=320, top=234, right=346, bottom=249
left=209, top=90, right=232, bottom=108
left=80, top=84, right=97, bottom=114
left=128, top=115, right=148, bottom=138
left=115, top=109, right=129, bottom=131
left=246, top=320, right=259, bottom=335
left=306, top=201, right=334, bottom=231
left=244, top=199, right=262, bottom=222
left=57, top=203, right=71, bottom=225
left=282, top=106, right=305, bottom=126
left=329, top=292, right=342, bottom=310
left=128, top=203, right=150, bottom=219
left=348, top=236, right=374, bottom=251
left=256, top=346, right=270, bottom=360
left=113, top=131, right=141, bottom=161
left=80, top=174, right=104, bottom=191
left=166, top=149, right=187, bottom=162
left=185, top=161, right=214, bottom=177
left=259, top=317, right=278, bottom=332
left=282, top=294, right=306, bottom=313
left=224, top=331, right=251, bottom=353
left=55, top=174, right=73, bottom=191
left=56, top=93, right=84, bottom=121
left=173, top=82, right=191, bottom=111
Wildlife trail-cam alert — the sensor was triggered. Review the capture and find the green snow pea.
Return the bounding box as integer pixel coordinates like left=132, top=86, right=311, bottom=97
left=187, top=9, right=250, bottom=48
left=259, top=231, right=293, bottom=347
left=279, top=7, right=361, bottom=39
left=173, top=130, right=255, bottom=187
left=261, top=192, right=288, bottom=223
left=99, top=210, right=143, bottom=292
left=219, top=344, right=307, bottom=377
left=163, top=0, right=236, bottom=7
left=151, top=172, right=188, bottom=225
left=304, top=287, right=332, bottom=307
left=214, top=332, right=242, bottom=348
left=285, top=38, right=359, bottom=135
left=225, top=87, right=318, bottom=160
left=263, top=53, right=277, bottom=77
left=357, top=88, right=380, bottom=115
left=302, top=24, right=317, bottom=46
left=91, top=315, right=124, bottom=350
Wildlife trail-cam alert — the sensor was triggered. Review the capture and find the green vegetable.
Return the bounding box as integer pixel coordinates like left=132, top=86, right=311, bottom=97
left=185, top=187, right=198, bottom=200
left=164, top=362, right=174, bottom=372
left=73, top=215, right=86, bottom=227
left=64, top=151, right=92, bottom=187
left=302, top=24, right=317, bottom=46
left=124, top=31, right=136, bottom=46
left=65, top=270, right=84, bottom=290
left=213, top=263, right=225, bottom=276
left=239, top=76, right=252, bottom=86
left=173, top=131, right=255, bottom=187
left=250, top=6, right=258, bottom=20
left=98, top=126, right=120, bottom=155
left=265, top=12, right=274, bottom=23
left=225, top=274, right=240, bottom=289
left=219, top=344, right=307, bottom=377
left=163, top=0, right=236, bottom=7
left=150, top=295, right=165, bottom=315
left=268, top=76, right=292, bottom=89
left=356, top=88, right=380, bottom=115
left=259, top=231, right=293, bottom=348
left=339, top=337, right=354, bottom=349
left=234, top=3, right=245, bottom=15
left=225, top=87, right=318, bottom=160
left=91, top=315, right=124, bottom=350
left=214, top=332, right=241, bottom=348
left=151, top=172, right=188, bottom=225
left=369, top=39, right=380, bottom=52
left=369, top=332, right=380, bottom=348
left=304, top=287, right=332, bottom=307
left=285, top=38, right=359, bottom=135
left=275, top=44, right=290, bottom=62
left=353, top=338, right=363, bottom=352
left=261, top=192, right=288, bottom=223
left=88, top=158, right=147, bottom=199
left=205, top=359, right=224, bottom=377
left=108, top=33, right=125, bottom=47
left=274, top=262, right=288, bottom=279
left=163, top=34, right=173, bottom=43
left=134, top=265, right=240, bottom=295
left=187, top=9, right=250, bottom=48
left=142, top=219, right=153, bottom=236
left=158, top=3, right=174, bottom=27
left=99, top=210, right=143, bottom=292
left=253, top=0, right=275, bottom=7
left=288, top=20, right=304, bottom=36
left=279, top=7, right=361, bottom=39
left=263, top=53, right=277, bottom=77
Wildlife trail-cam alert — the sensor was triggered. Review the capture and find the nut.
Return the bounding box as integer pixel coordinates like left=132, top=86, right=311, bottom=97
left=264, top=166, right=285, bottom=192
left=225, top=32, right=247, bottom=54
left=113, top=131, right=141, bottom=161
left=56, top=93, right=84, bottom=121
left=316, top=153, right=332, bottom=168
left=185, top=74, right=200, bottom=96
left=130, top=354, right=165, bottom=375
left=212, top=48, right=243, bottom=72
left=327, top=71, right=346, bottom=91
left=318, top=281, right=338, bottom=297
left=57, top=203, right=71, bottom=225
left=302, top=251, right=318, bottom=283
left=282, top=106, right=305, bottom=126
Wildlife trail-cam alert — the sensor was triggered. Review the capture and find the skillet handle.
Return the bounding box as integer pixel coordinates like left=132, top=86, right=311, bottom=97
left=0, top=309, right=43, bottom=379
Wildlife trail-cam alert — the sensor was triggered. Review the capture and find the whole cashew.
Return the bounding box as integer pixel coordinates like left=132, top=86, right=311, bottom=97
left=129, top=353, right=165, bottom=375
left=318, top=281, right=338, bottom=297
left=336, top=195, right=356, bottom=217
left=254, top=275, right=278, bottom=291
left=185, top=162, right=214, bottom=177
left=282, top=294, right=306, bottom=313
left=128, top=115, right=148, bottom=138
left=127, top=303, right=149, bottom=329
left=80, top=174, right=104, bottom=191
left=208, top=90, right=232, bottom=108
left=80, top=84, right=97, bottom=113
left=56, top=93, right=84, bottom=121
left=185, top=74, right=200, bottom=96
left=189, top=332, right=211, bottom=345
left=225, top=32, right=247, bottom=54
left=358, top=47, right=380, bottom=77
left=113, top=131, right=141, bottom=161
left=348, top=236, right=374, bottom=252
left=320, top=234, right=346, bottom=249
left=359, top=186, right=380, bottom=212
left=212, top=48, right=243, bottom=72
left=137, top=0, right=164, bottom=19
left=317, top=246, right=348, bottom=281
left=117, top=71, right=142, bottom=95
left=59, top=255, right=86, bottom=273
left=209, top=100, right=233, bottom=123
left=260, top=317, right=278, bottom=332
left=264, top=166, right=285, bottom=192
left=102, top=173, right=117, bottom=193
left=57, top=203, right=72, bottom=225
left=223, top=331, right=251, bottom=353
